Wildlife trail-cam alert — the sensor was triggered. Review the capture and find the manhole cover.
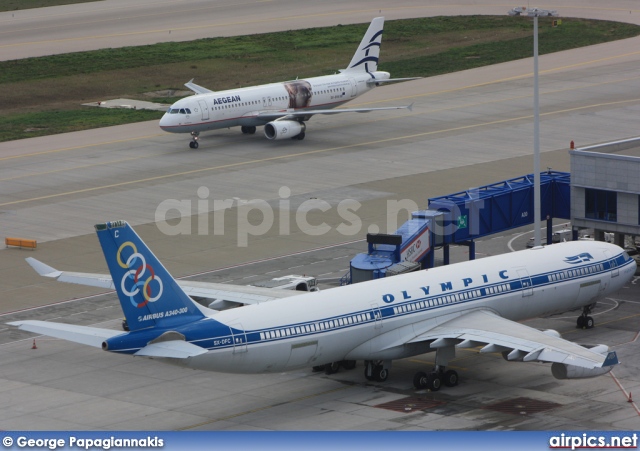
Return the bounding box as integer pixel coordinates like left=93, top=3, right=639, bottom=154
left=375, top=396, right=444, bottom=413
left=484, top=397, right=561, bottom=415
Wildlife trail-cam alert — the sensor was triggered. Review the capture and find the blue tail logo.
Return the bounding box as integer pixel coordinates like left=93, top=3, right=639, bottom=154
left=95, top=220, right=204, bottom=331
left=117, top=241, right=164, bottom=308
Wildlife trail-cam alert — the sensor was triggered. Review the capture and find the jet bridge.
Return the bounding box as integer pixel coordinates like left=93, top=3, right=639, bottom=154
left=344, top=171, right=570, bottom=284
left=428, top=170, right=570, bottom=260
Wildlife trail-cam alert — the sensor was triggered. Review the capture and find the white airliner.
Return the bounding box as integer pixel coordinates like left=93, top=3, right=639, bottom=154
left=158, top=17, right=417, bottom=149
left=9, top=220, right=635, bottom=390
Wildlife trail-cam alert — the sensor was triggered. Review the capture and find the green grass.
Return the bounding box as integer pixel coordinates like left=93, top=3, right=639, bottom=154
left=0, top=0, right=101, bottom=11
left=0, top=109, right=162, bottom=142
left=2, top=16, right=639, bottom=142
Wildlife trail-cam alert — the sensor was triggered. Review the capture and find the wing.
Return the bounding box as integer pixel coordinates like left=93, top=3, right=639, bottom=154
left=365, top=77, right=422, bottom=85
left=184, top=79, right=213, bottom=95
left=407, top=310, right=615, bottom=369
left=26, top=257, right=300, bottom=309
left=254, top=103, right=412, bottom=121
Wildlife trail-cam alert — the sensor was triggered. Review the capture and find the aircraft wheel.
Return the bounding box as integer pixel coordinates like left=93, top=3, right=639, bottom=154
left=248, top=126, right=256, bottom=134
left=413, top=371, right=428, bottom=389
left=312, top=365, right=325, bottom=372
left=325, top=362, right=340, bottom=374
left=576, top=316, right=585, bottom=328
left=340, top=360, right=356, bottom=370
left=427, top=373, right=442, bottom=391
left=374, top=366, right=388, bottom=382
left=443, top=369, right=459, bottom=387
left=241, top=126, right=248, bottom=134
left=296, top=131, right=305, bottom=140
left=585, top=316, right=595, bottom=329
left=189, top=141, right=199, bottom=149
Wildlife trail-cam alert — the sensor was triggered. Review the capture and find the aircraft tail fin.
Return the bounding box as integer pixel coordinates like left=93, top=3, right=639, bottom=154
left=95, top=220, right=205, bottom=332
left=344, top=17, right=384, bottom=73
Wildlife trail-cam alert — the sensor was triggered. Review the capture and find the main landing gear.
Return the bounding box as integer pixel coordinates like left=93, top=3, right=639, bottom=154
left=363, top=360, right=390, bottom=382
left=577, top=303, right=595, bottom=329
left=292, top=131, right=305, bottom=141
left=241, top=126, right=256, bottom=135
left=189, top=131, right=200, bottom=149
left=412, top=344, right=459, bottom=391
left=412, top=367, right=459, bottom=391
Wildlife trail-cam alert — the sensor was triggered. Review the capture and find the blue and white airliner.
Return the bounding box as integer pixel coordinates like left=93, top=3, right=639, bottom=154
left=158, top=17, right=417, bottom=149
left=10, top=220, right=635, bottom=390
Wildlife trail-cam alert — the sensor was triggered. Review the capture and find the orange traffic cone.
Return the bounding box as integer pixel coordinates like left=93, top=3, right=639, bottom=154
left=31, top=339, right=37, bottom=349
left=628, top=392, right=633, bottom=403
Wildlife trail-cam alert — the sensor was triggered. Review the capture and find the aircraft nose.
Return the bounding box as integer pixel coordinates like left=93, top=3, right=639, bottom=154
left=159, top=113, right=171, bottom=131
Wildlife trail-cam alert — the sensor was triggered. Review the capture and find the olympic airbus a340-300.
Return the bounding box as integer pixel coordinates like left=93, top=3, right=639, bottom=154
left=9, top=220, right=635, bottom=391
left=158, top=17, right=417, bottom=148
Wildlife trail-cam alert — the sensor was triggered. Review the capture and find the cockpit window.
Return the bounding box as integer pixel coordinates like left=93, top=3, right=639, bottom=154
left=167, top=107, right=191, bottom=114
left=622, top=251, right=630, bottom=261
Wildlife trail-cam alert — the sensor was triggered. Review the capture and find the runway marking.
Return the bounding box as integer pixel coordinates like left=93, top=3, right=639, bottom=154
left=4, top=97, right=640, bottom=209
left=0, top=133, right=164, bottom=162
left=0, top=155, right=148, bottom=182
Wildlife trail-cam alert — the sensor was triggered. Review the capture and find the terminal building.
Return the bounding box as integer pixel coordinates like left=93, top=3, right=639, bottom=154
left=570, top=137, right=640, bottom=247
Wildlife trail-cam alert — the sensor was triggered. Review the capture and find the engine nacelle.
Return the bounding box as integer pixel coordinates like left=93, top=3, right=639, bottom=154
left=264, top=120, right=305, bottom=140
left=551, top=344, right=615, bottom=379
left=551, top=363, right=613, bottom=380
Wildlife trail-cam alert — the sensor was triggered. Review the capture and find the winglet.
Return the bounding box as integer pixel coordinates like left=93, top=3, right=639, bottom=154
left=407, top=102, right=414, bottom=112
left=603, top=351, right=619, bottom=366
left=26, top=257, right=61, bottom=278
left=184, top=79, right=214, bottom=95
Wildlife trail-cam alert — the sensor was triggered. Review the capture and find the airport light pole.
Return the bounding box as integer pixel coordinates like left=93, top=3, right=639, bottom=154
left=532, top=13, right=542, bottom=248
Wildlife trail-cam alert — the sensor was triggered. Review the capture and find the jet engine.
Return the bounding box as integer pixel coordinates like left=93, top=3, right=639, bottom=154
left=551, top=344, right=615, bottom=379
left=264, top=121, right=305, bottom=140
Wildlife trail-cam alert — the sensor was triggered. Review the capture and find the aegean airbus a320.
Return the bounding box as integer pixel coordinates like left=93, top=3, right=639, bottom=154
left=158, top=17, right=417, bottom=149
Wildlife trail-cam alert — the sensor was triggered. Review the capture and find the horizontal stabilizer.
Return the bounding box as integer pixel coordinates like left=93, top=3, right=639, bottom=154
left=134, top=340, right=208, bottom=358
left=7, top=320, right=122, bottom=348
left=184, top=79, right=213, bottom=95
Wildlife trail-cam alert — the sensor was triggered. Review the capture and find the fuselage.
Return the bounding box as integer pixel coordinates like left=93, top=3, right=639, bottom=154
left=158, top=71, right=390, bottom=133
left=107, top=241, right=636, bottom=374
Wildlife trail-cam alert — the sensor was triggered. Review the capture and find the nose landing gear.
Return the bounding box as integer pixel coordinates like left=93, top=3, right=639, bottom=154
left=189, top=131, right=200, bottom=149
left=577, top=304, right=595, bottom=329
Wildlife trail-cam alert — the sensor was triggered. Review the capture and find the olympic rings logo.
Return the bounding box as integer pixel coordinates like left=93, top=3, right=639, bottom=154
left=117, top=241, right=163, bottom=308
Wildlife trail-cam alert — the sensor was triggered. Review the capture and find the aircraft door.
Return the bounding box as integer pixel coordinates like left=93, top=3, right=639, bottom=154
left=349, top=78, right=358, bottom=97
left=198, top=100, right=209, bottom=121
left=516, top=268, right=533, bottom=297
left=229, top=323, right=247, bottom=354
left=370, top=303, right=382, bottom=329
